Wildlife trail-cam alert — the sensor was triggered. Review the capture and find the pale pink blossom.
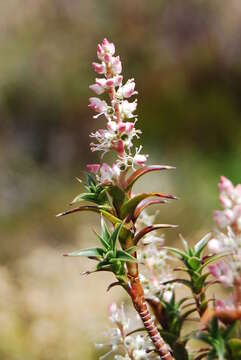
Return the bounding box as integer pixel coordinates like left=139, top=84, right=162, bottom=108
left=99, top=163, right=120, bottom=183
left=111, top=56, right=122, bottom=75
left=209, top=261, right=233, bottom=286
left=117, top=79, right=138, bottom=98
left=88, top=97, right=108, bottom=114
left=133, top=153, right=148, bottom=166
left=214, top=176, right=241, bottom=232
left=92, top=62, right=106, bottom=74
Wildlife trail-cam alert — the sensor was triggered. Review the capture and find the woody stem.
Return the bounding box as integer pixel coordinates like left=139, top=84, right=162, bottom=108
left=125, top=261, right=173, bottom=359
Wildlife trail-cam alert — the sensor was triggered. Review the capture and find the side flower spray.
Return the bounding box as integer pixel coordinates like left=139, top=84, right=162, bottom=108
left=58, top=39, right=241, bottom=359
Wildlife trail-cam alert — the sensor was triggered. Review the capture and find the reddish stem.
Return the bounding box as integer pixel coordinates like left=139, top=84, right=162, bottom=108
left=127, top=275, right=174, bottom=359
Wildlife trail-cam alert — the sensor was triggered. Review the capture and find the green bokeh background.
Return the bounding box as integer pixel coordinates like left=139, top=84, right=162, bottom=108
left=0, top=1, right=240, bottom=359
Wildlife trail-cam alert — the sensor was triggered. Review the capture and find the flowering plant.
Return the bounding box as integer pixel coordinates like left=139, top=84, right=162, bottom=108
left=58, top=39, right=241, bottom=359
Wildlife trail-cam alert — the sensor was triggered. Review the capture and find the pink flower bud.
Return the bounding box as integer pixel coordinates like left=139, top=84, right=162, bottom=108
left=88, top=97, right=107, bottom=113
left=111, top=56, right=122, bottom=75
left=218, top=176, right=234, bottom=195
left=102, top=38, right=115, bottom=55
left=87, top=164, right=100, bottom=174
left=219, top=194, right=232, bottom=208
left=208, top=238, right=222, bottom=253
left=92, top=62, right=106, bottom=74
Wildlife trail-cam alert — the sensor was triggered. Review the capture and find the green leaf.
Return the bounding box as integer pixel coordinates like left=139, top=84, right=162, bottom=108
left=194, top=233, right=211, bottom=257
left=110, top=223, right=123, bottom=256
left=201, top=252, right=230, bottom=270
left=64, top=247, right=104, bottom=258
left=101, top=216, right=111, bottom=242
left=107, top=185, right=126, bottom=210
left=95, top=233, right=110, bottom=251
left=228, top=339, right=241, bottom=358
left=162, top=278, right=192, bottom=290
left=162, top=246, right=188, bottom=260
left=116, top=250, right=138, bottom=263
left=187, top=256, right=201, bottom=271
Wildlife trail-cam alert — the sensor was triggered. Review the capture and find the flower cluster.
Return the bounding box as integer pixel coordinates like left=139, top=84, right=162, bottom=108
left=97, top=303, right=157, bottom=360
left=214, top=176, right=241, bottom=233
left=88, top=38, right=148, bottom=182
left=208, top=176, right=241, bottom=306
left=136, top=211, right=174, bottom=301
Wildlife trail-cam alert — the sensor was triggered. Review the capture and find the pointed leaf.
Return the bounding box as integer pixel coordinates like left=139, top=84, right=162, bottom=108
left=101, top=216, right=111, bottom=242
left=120, top=192, right=177, bottom=219
left=162, top=246, right=188, bottom=260
left=64, top=247, right=104, bottom=258
left=133, top=224, right=178, bottom=245
left=110, top=222, right=123, bottom=255
left=56, top=205, right=101, bottom=217
left=194, top=233, right=212, bottom=257
left=125, top=165, right=175, bottom=191
left=162, top=278, right=192, bottom=289
left=133, top=198, right=167, bottom=221
left=95, top=232, right=110, bottom=251
left=116, top=250, right=138, bottom=263
left=201, top=252, right=230, bottom=270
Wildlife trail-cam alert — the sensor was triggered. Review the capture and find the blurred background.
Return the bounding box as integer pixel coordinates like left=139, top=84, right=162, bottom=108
left=0, top=0, right=241, bottom=359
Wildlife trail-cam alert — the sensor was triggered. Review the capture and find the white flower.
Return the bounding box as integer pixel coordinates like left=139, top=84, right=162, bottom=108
left=119, top=100, right=137, bottom=119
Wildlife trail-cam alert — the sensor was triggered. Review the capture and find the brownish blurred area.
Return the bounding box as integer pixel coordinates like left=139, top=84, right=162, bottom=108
left=0, top=1, right=241, bottom=359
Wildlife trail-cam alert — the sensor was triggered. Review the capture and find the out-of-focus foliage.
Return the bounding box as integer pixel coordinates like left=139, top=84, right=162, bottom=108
left=0, top=1, right=241, bottom=359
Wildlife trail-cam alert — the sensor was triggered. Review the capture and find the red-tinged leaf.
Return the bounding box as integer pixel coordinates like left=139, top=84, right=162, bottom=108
left=120, top=192, right=177, bottom=219
left=133, top=198, right=167, bottom=222
left=56, top=205, right=101, bottom=217
left=133, top=224, right=178, bottom=245
left=125, top=165, right=175, bottom=191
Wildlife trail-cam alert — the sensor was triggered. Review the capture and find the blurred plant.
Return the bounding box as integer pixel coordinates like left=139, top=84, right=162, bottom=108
left=58, top=39, right=241, bottom=359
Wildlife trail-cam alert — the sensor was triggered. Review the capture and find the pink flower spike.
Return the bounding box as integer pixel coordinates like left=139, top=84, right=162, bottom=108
left=92, top=62, right=106, bottom=74
left=87, top=164, right=100, bottom=174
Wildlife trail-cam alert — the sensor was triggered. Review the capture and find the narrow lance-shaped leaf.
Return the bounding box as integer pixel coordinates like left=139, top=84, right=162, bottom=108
left=94, top=231, right=110, bottom=251
left=194, top=233, right=211, bottom=257
left=110, top=222, right=124, bottom=256
left=125, top=165, right=175, bottom=191
left=133, top=224, right=178, bottom=245
left=120, top=192, right=177, bottom=219
left=116, top=250, right=138, bottom=263
left=162, top=246, right=188, bottom=260
left=56, top=205, right=101, bottom=217
left=64, top=247, right=105, bottom=258
left=133, top=198, right=167, bottom=222
left=201, top=252, right=231, bottom=270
